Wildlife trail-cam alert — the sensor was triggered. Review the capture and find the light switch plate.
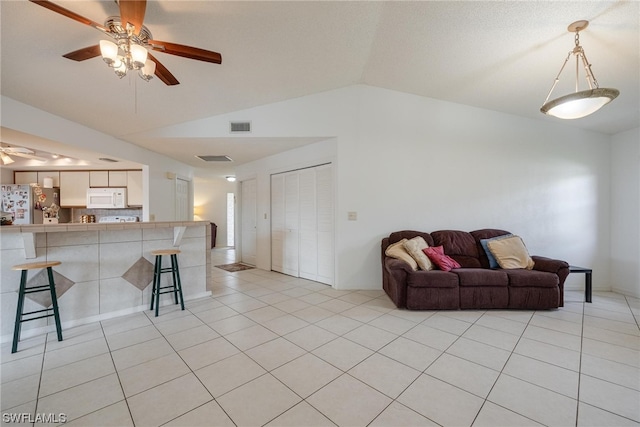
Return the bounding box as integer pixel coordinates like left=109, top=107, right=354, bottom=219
left=348, top=211, right=357, bottom=221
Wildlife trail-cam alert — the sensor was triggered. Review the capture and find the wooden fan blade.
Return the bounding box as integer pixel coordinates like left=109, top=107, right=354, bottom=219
left=148, top=40, right=222, bottom=64
left=63, top=45, right=101, bottom=61
left=29, top=0, right=108, bottom=32
left=118, top=0, right=146, bottom=36
left=147, top=53, right=179, bottom=86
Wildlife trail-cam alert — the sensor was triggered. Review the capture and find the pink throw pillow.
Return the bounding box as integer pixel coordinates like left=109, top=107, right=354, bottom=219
left=422, top=246, right=461, bottom=272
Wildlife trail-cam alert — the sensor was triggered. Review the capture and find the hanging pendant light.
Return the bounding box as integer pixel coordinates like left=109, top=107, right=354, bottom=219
left=540, top=20, right=619, bottom=119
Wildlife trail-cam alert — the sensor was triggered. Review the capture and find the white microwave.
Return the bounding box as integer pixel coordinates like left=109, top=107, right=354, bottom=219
left=86, top=188, right=127, bottom=209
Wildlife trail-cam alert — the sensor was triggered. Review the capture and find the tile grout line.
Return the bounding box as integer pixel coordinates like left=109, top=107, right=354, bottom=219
left=575, top=301, right=585, bottom=427
left=148, top=307, right=238, bottom=427
left=99, top=320, right=136, bottom=427
left=32, top=334, right=49, bottom=427
left=469, top=309, right=543, bottom=427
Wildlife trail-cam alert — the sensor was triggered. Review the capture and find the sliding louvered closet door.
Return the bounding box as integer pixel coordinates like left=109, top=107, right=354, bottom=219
left=271, top=164, right=333, bottom=285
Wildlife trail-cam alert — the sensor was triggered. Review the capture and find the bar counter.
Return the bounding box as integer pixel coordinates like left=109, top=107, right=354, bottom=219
left=0, top=221, right=212, bottom=342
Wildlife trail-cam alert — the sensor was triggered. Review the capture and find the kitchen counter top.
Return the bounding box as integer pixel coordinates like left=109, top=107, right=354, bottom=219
left=0, top=220, right=209, bottom=233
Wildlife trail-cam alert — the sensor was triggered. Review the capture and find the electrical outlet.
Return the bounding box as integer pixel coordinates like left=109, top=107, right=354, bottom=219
left=348, top=211, right=357, bottom=221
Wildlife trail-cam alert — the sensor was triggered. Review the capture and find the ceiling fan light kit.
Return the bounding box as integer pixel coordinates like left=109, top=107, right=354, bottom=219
left=98, top=18, right=153, bottom=81
left=540, top=20, right=619, bottom=120
left=29, top=0, right=222, bottom=86
left=1, top=153, right=15, bottom=165
left=0, top=147, right=48, bottom=164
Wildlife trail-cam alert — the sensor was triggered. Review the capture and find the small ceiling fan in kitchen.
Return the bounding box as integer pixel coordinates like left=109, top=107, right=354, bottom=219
left=29, top=0, right=222, bottom=85
left=0, top=146, right=48, bottom=165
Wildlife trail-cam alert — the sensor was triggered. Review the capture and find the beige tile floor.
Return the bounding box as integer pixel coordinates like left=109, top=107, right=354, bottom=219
left=1, top=248, right=639, bottom=426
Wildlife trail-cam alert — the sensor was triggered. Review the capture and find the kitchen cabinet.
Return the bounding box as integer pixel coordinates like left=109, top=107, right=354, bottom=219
left=127, top=170, right=143, bottom=206
left=59, top=171, right=90, bottom=207
left=14, top=172, right=60, bottom=187
left=14, top=171, right=37, bottom=185
left=89, top=171, right=109, bottom=187
left=14, top=169, right=142, bottom=208
left=37, top=172, right=59, bottom=187
left=108, top=171, right=127, bottom=187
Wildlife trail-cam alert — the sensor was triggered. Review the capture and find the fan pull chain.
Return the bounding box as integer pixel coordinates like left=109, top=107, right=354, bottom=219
left=134, top=73, right=138, bottom=115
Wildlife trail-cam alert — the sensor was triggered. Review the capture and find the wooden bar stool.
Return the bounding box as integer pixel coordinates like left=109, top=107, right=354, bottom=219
left=12, top=261, right=63, bottom=353
left=150, top=249, right=185, bottom=317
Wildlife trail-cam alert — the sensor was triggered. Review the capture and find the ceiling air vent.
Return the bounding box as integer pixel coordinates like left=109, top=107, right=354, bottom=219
left=230, top=121, right=251, bottom=133
left=196, top=155, right=233, bottom=162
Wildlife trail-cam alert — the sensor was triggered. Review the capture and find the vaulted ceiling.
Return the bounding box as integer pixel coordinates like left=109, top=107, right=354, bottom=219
left=1, top=1, right=638, bottom=172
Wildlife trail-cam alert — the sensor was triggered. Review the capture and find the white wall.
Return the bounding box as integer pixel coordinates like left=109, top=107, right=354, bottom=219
left=230, top=85, right=612, bottom=290
left=1, top=96, right=194, bottom=221
left=610, top=127, right=640, bottom=298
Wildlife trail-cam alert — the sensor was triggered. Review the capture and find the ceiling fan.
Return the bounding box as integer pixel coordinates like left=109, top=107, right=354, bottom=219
left=29, top=0, right=222, bottom=85
left=0, top=146, right=48, bottom=165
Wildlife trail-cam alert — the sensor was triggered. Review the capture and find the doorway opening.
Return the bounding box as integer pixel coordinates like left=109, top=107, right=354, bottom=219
left=227, top=192, right=235, bottom=247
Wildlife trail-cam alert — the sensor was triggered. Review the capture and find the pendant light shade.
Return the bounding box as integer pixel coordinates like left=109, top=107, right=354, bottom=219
left=140, top=59, right=156, bottom=81
left=99, top=40, right=119, bottom=66
left=130, top=43, right=148, bottom=69
left=0, top=153, right=15, bottom=165
left=541, top=88, right=620, bottom=119
left=540, top=20, right=619, bottom=120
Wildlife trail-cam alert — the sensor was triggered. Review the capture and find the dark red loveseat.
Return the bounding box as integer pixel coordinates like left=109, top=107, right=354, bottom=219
left=381, top=229, right=570, bottom=310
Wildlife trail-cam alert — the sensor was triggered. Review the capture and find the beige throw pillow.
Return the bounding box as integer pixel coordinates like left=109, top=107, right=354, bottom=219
left=403, top=236, right=433, bottom=271
left=385, top=239, right=418, bottom=270
left=487, top=235, right=535, bottom=270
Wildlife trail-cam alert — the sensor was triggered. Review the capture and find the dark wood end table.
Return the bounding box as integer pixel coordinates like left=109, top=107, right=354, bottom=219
left=569, top=266, right=592, bottom=303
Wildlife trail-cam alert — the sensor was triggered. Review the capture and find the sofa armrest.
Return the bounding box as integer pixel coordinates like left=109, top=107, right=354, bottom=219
left=532, top=256, right=569, bottom=274
left=532, top=256, right=570, bottom=307
left=385, top=257, right=414, bottom=273
left=382, top=256, right=412, bottom=308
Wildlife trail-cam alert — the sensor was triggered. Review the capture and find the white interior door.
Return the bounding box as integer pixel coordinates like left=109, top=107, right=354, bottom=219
left=316, top=165, right=334, bottom=285
left=241, top=179, right=257, bottom=266
left=299, top=168, right=318, bottom=281
left=270, top=164, right=333, bottom=285
left=283, top=173, right=299, bottom=277
left=271, top=174, right=285, bottom=273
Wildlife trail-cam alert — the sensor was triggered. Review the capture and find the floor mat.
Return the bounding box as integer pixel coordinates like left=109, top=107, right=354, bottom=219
left=215, top=262, right=255, bottom=272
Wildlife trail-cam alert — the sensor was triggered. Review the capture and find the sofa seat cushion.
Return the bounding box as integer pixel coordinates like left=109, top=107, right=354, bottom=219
left=506, top=269, right=559, bottom=288
left=455, top=269, right=509, bottom=287
left=407, top=271, right=458, bottom=288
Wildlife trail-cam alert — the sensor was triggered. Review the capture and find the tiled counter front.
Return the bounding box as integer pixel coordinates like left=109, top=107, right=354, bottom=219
left=0, top=222, right=211, bottom=341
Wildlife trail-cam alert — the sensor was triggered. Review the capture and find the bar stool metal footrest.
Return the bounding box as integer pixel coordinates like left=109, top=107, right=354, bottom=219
left=12, top=261, right=63, bottom=353
left=150, top=249, right=185, bottom=317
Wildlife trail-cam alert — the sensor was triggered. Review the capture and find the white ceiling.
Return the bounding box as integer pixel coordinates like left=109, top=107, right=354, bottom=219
left=1, top=1, right=638, bottom=173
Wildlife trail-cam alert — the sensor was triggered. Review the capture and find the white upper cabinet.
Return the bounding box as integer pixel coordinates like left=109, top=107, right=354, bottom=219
left=108, top=171, right=127, bottom=187
left=89, top=171, right=109, bottom=187
left=59, top=171, right=90, bottom=207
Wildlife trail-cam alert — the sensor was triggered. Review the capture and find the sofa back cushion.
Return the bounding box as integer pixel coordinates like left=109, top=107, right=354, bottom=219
left=388, top=230, right=434, bottom=247
left=431, top=230, right=482, bottom=268
left=470, top=229, right=512, bottom=268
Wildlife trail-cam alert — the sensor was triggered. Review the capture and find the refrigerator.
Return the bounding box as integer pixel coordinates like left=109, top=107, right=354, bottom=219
left=1, top=184, right=70, bottom=224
